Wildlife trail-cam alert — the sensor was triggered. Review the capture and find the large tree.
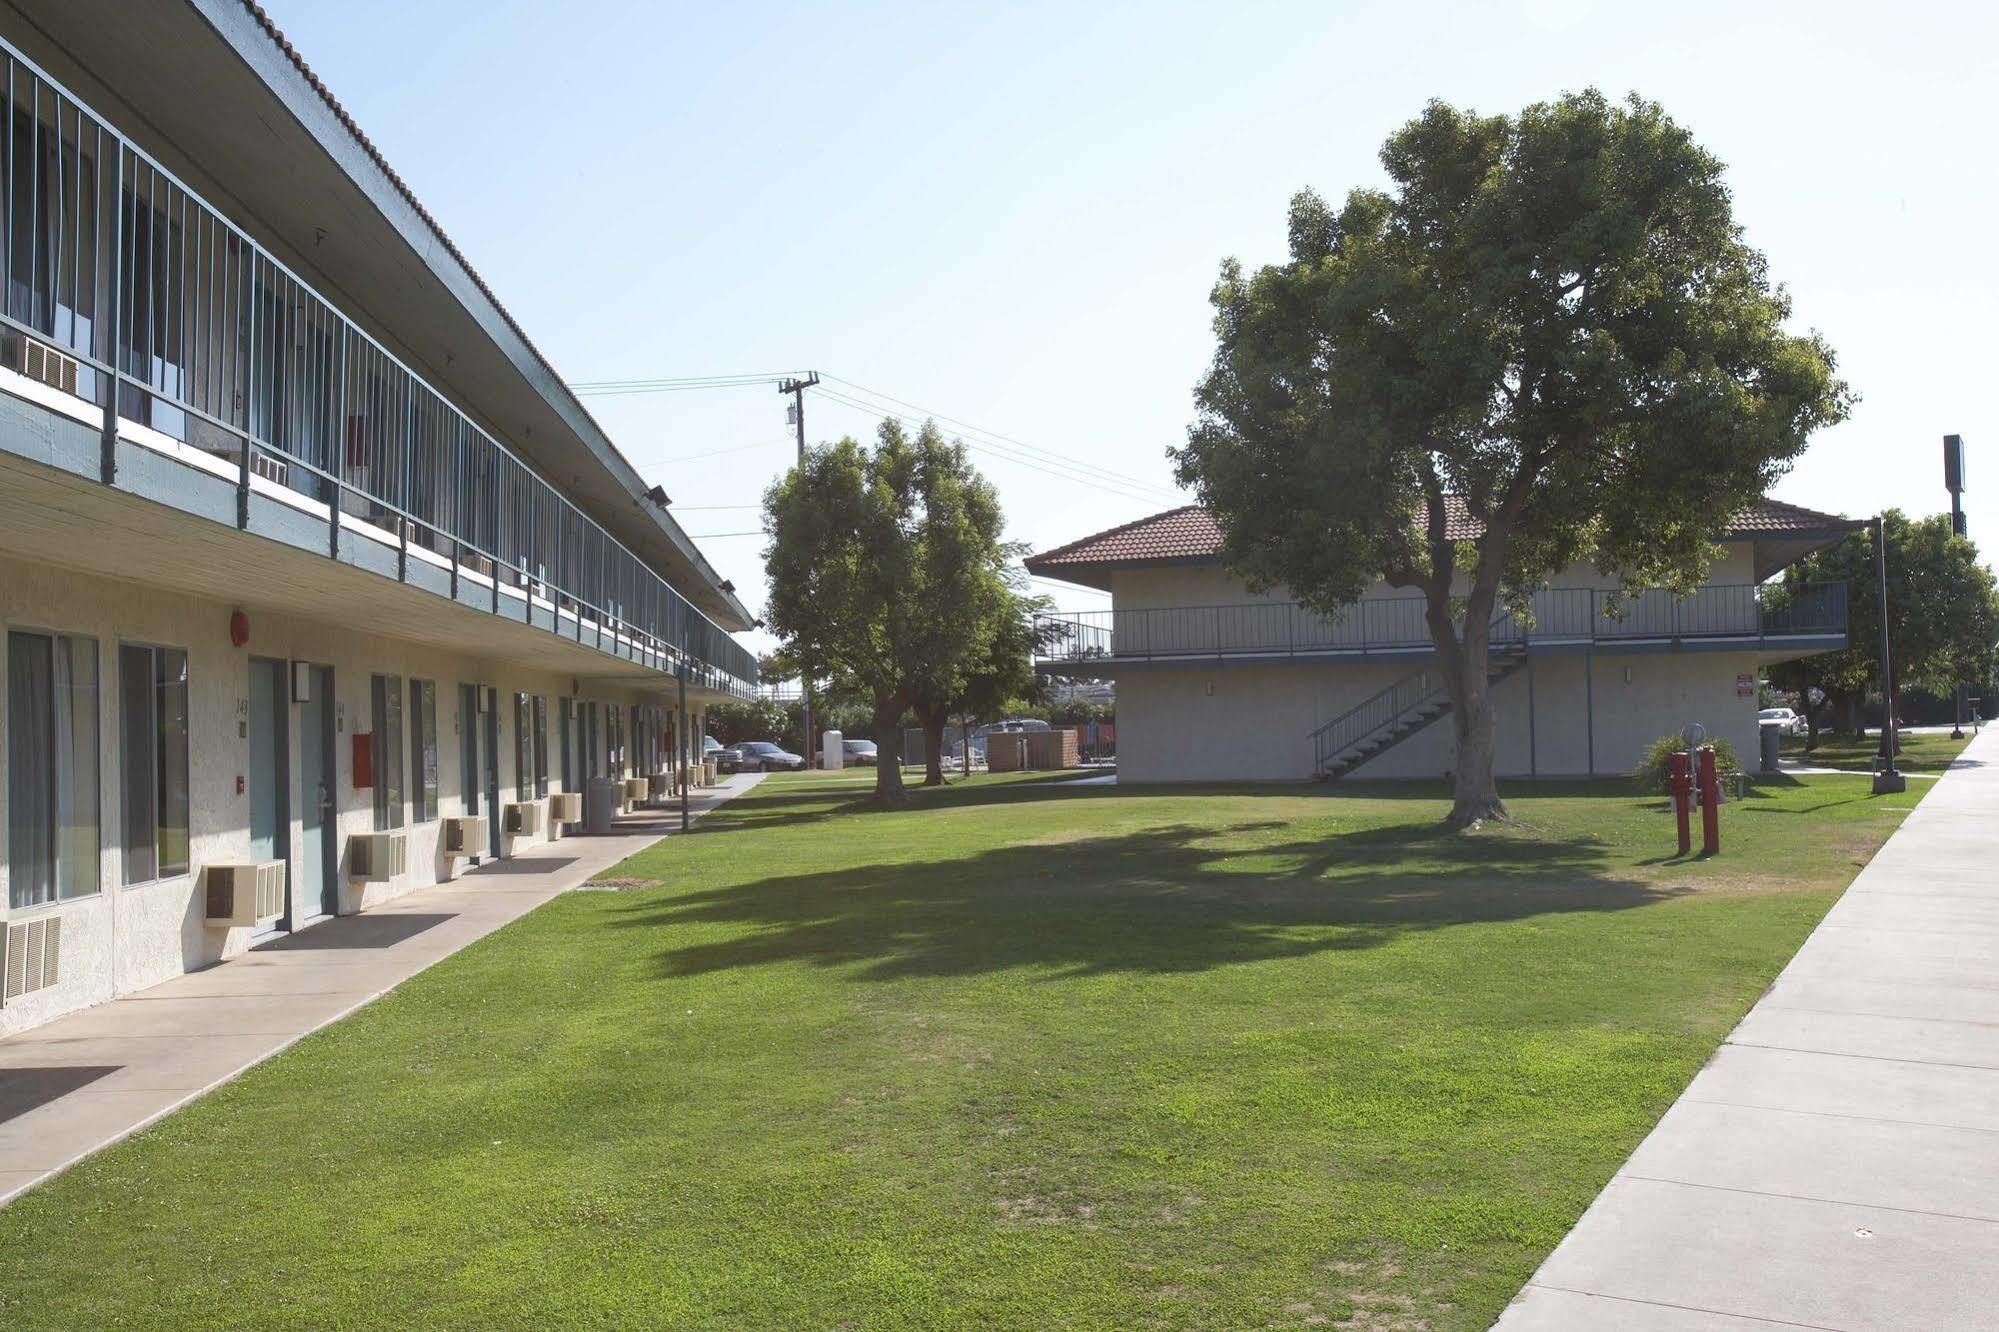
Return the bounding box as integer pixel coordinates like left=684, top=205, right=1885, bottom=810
left=1173, top=91, right=1851, bottom=826
left=1770, top=510, right=1999, bottom=744
left=908, top=584, right=1050, bottom=786
left=763, top=419, right=1008, bottom=803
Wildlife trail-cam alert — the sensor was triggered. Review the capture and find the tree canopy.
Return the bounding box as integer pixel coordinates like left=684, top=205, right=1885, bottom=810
left=762, top=419, right=1009, bottom=802
left=1771, top=510, right=1999, bottom=739
left=1173, top=89, right=1851, bottom=825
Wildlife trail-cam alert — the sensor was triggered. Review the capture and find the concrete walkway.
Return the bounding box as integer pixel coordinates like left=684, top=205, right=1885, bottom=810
left=1497, top=728, right=1999, bottom=1330
left=0, top=774, right=762, bottom=1206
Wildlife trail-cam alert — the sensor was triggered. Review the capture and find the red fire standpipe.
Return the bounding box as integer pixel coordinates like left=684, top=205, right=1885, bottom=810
left=1698, top=746, right=1721, bottom=856
left=1669, top=751, right=1693, bottom=856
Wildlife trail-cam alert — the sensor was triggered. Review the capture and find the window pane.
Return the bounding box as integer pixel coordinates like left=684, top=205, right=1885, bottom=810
left=515, top=693, right=531, bottom=800
left=156, top=648, right=190, bottom=877
left=120, top=644, right=157, bottom=884
left=411, top=679, right=438, bottom=823
left=7, top=632, right=55, bottom=908
left=532, top=695, right=548, bottom=798
left=373, top=675, right=405, bottom=830
left=57, top=636, right=100, bottom=900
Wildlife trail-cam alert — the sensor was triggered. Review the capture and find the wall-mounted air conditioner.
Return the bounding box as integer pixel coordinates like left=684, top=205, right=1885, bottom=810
left=0, top=329, right=81, bottom=396
left=648, top=773, right=672, bottom=799
left=442, top=815, right=487, bottom=857
left=548, top=792, right=582, bottom=824
left=503, top=802, right=543, bottom=836
left=349, top=830, right=409, bottom=881
left=622, top=777, right=650, bottom=803
left=205, top=861, right=287, bottom=927
left=2, top=915, right=61, bottom=1005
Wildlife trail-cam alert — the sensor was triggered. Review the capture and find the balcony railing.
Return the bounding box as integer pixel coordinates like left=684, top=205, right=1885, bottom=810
left=1035, top=582, right=1848, bottom=666
left=0, top=36, right=755, bottom=696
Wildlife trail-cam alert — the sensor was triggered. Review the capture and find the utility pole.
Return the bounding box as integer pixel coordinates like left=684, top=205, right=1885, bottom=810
left=779, top=373, right=821, bottom=766
left=1945, top=434, right=1970, bottom=738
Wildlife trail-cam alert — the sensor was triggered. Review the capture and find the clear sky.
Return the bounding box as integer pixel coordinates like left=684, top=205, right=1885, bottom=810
left=261, top=0, right=1998, bottom=653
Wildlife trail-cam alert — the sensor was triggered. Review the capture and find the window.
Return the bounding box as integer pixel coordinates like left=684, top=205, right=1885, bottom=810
left=119, top=643, right=188, bottom=884
left=532, top=695, right=549, bottom=798
left=8, top=632, right=99, bottom=907
left=372, top=675, right=405, bottom=830
left=558, top=698, right=573, bottom=792
left=410, top=679, right=438, bottom=823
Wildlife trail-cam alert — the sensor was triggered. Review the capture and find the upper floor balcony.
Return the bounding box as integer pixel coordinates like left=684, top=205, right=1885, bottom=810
left=0, top=34, right=755, bottom=697
left=1034, top=582, right=1849, bottom=675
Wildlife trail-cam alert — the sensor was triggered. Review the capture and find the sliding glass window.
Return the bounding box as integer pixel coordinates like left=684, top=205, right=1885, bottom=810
left=372, top=675, right=405, bottom=830
left=409, top=678, right=438, bottom=823
left=532, top=695, right=549, bottom=798
left=119, top=643, right=188, bottom=884
left=7, top=632, right=99, bottom=907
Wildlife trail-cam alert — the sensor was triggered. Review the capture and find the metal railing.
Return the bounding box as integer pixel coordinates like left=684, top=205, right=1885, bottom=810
left=1309, top=666, right=1446, bottom=776
left=0, top=36, right=755, bottom=696
left=1035, top=582, right=1847, bottom=665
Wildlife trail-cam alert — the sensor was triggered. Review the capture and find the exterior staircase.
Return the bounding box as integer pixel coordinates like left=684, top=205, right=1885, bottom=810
left=1310, top=651, right=1528, bottom=780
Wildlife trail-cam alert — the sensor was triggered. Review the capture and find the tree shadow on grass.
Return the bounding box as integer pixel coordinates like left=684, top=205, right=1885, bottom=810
left=612, top=816, right=1679, bottom=982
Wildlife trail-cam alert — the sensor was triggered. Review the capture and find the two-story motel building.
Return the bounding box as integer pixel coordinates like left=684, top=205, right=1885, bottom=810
left=0, top=2, right=756, bottom=1035
left=1028, top=500, right=1859, bottom=784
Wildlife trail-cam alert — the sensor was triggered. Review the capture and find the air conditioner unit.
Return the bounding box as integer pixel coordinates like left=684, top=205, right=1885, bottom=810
left=349, top=830, right=409, bottom=881
left=2, top=915, right=61, bottom=1005
left=503, top=801, right=542, bottom=835
left=649, top=773, right=672, bottom=799
left=548, top=792, right=582, bottom=824
left=0, top=329, right=81, bottom=396
left=622, top=777, right=650, bottom=803
left=248, top=450, right=289, bottom=487
left=205, top=861, right=287, bottom=927
left=441, top=815, right=486, bottom=857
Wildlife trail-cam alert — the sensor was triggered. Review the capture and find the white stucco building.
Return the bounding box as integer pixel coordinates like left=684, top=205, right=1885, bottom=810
left=1026, top=501, right=1858, bottom=784
left=0, top=3, right=755, bottom=1036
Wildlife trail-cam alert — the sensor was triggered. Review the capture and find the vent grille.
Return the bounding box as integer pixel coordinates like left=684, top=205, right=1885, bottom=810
left=3, top=915, right=62, bottom=1003
left=1, top=331, right=82, bottom=396
left=248, top=451, right=289, bottom=487
left=503, top=802, right=542, bottom=835
left=204, top=862, right=287, bottom=926
left=256, top=861, right=286, bottom=920
left=442, top=815, right=486, bottom=855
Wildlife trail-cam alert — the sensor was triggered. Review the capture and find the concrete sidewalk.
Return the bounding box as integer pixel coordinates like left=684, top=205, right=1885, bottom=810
left=1497, top=729, right=1999, bottom=1330
left=0, top=774, right=761, bottom=1206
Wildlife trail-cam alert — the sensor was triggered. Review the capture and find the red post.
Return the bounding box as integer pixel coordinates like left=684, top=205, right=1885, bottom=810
left=1697, top=746, right=1721, bottom=856
left=1668, top=750, right=1692, bottom=856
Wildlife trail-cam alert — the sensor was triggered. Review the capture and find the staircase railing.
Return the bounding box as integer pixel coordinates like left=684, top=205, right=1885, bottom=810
left=1309, top=667, right=1445, bottom=775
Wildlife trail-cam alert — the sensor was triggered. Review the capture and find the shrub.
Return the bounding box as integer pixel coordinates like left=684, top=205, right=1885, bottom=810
left=1633, top=732, right=1743, bottom=792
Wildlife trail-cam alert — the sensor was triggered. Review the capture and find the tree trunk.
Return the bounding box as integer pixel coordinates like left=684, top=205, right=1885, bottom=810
left=872, top=692, right=908, bottom=804
left=921, top=704, right=947, bottom=786
left=1427, top=595, right=1508, bottom=828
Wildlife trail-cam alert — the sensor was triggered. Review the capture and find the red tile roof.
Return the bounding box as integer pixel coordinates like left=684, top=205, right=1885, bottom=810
left=1026, top=498, right=1860, bottom=588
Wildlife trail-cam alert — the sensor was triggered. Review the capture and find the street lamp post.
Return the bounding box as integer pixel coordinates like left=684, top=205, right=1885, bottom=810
left=1872, top=514, right=1906, bottom=795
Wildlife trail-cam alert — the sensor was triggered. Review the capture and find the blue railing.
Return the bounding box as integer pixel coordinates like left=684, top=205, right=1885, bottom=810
left=1035, top=582, right=1848, bottom=665
left=0, top=35, right=755, bottom=696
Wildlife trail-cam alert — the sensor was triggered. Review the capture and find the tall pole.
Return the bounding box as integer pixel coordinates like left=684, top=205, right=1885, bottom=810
left=677, top=639, right=691, bottom=832
left=1872, top=515, right=1906, bottom=795
left=1945, top=434, right=1969, bottom=738
left=780, top=372, right=821, bottom=766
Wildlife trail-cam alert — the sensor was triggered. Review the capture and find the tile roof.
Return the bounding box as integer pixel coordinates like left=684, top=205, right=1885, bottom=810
left=1025, top=497, right=1861, bottom=586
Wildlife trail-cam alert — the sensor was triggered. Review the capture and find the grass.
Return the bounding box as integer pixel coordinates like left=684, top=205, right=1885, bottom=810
left=0, top=769, right=1938, bottom=1330
left=1782, top=727, right=1973, bottom=773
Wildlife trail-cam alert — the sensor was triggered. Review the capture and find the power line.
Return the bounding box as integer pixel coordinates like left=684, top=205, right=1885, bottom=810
left=629, top=438, right=793, bottom=468
left=812, top=388, right=1180, bottom=506
left=820, top=373, right=1185, bottom=504
left=684, top=530, right=764, bottom=538
left=570, top=372, right=798, bottom=396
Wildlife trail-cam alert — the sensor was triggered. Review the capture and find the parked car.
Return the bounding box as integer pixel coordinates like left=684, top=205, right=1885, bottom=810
left=702, top=735, right=725, bottom=760
left=1757, top=707, right=1807, bottom=736
left=965, top=718, right=1052, bottom=756
left=720, top=741, right=807, bottom=772
left=841, top=738, right=878, bottom=766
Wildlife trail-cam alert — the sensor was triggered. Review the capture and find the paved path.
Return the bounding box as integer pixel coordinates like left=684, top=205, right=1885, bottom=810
left=0, top=775, right=762, bottom=1206
left=1497, top=728, right=1998, bottom=1330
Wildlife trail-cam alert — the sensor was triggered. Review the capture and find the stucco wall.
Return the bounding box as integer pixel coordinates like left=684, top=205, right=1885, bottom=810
left=1115, top=649, right=1766, bottom=785
left=0, top=556, right=713, bottom=1037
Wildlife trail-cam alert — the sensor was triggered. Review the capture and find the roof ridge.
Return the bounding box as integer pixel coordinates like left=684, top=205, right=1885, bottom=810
left=1027, top=504, right=1203, bottom=565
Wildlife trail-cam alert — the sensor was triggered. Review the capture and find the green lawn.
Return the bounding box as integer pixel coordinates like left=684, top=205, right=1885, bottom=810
left=0, top=771, right=1936, bottom=1330
left=1782, top=727, right=1973, bottom=773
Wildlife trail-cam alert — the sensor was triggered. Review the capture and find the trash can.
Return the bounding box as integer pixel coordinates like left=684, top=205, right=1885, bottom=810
left=1758, top=721, right=1783, bottom=774
left=584, top=777, right=618, bottom=834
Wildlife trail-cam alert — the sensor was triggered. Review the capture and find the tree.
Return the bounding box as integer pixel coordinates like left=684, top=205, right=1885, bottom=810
left=762, top=419, right=1008, bottom=803
left=908, top=585, right=1050, bottom=785
left=1172, top=91, right=1851, bottom=826
left=1770, top=510, right=1999, bottom=745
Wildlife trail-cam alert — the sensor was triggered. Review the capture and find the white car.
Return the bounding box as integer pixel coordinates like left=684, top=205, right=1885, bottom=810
left=1758, top=707, right=1807, bottom=736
